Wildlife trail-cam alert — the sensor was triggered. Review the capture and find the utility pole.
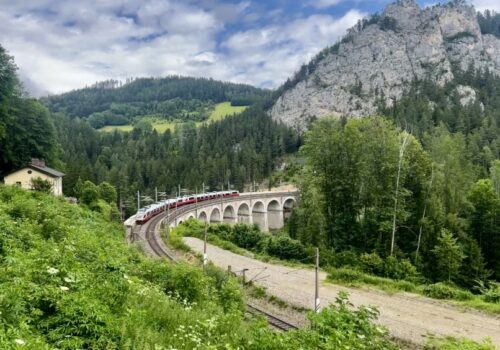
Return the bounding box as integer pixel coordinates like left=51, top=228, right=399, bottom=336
left=155, top=187, right=158, bottom=203
left=178, top=184, right=181, bottom=197
left=202, top=182, right=205, bottom=193
left=203, top=224, right=208, bottom=270
left=315, top=247, right=320, bottom=313
left=137, top=191, right=140, bottom=210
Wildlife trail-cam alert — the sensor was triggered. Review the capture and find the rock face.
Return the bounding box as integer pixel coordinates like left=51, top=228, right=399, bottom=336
left=270, top=0, right=500, bottom=131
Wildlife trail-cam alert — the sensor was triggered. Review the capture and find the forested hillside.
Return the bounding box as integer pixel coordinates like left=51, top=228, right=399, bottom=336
left=0, top=46, right=58, bottom=175
left=42, top=77, right=270, bottom=129
left=288, top=63, right=500, bottom=295
left=55, top=105, right=300, bottom=214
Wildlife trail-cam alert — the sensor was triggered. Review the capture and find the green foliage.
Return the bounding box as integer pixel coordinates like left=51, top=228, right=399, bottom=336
left=302, top=292, right=397, bottom=350
left=0, top=45, right=58, bottom=176
left=477, top=10, right=500, bottom=38
left=478, top=281, right=500, bottom=304
left=42, top=76, right=269, bottom=123
left=432, top=229, right=465, bottom=282
left=30, top=177, right=53, bottom=194
left=0, top=185, right=401, bottom=349
left=266, top=234, right=308, bottom=261
left=55, top=104, right=300, bottom=208
left=98, top=181, right=117, bottom=204
left=360, top=252, right=384, bottom=275
left=80, top=180, right=99, bottom=206
left=426, top=336, right=496, bottom=350
left=423, top=282, right=473, bottom=301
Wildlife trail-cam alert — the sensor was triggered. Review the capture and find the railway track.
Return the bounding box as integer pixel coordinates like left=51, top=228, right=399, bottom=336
left=246, top=304, right=298, bottom=331
left=134, top=205, right=299, bottom=332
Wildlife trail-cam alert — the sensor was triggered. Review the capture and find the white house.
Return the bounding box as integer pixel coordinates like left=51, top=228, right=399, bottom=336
left=4, top=158, right=65, bottom=196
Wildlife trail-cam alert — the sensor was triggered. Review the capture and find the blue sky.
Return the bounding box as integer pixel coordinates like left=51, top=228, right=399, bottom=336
left=0, top=0, right=497, bottom=96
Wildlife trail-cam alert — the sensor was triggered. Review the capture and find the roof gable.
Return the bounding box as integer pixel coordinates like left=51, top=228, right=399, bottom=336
left=4, top=165, right=65, bottom=178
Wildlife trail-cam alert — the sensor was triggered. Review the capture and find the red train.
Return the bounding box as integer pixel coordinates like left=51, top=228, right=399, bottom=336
left=135, top=190, right=239, bottom=224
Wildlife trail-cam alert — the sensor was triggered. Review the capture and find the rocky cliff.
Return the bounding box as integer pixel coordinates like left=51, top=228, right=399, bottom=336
left=270, top=0, right=500, bottom=130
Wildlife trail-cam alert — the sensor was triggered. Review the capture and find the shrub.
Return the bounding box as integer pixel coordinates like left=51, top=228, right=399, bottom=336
left=481, top=282, right=500, bottom=304
left=423, top=283, right=474, bottom=301
left=360, top=252, right=384, bottom=275
left=384, top=256, right=418, bottom=280
left=332, top=250, right=361, bottom=269
left=231, top=224, right=265, bottom=250
left=266, top=235, right=307, bottom=261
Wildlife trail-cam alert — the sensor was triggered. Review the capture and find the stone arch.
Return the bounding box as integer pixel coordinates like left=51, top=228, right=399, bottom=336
left=237, top=203, right=251, bottom=224
left=198, top=211, right=208, bottom=223
left=252, top=201, right=265, bottom=213
left=210, top=207, right=221, bottom=223
left=283, top=197, right=295, bottom=221
left=267, top=199, right=281, bottom=211
left=178, top=220, right=184, bottom=225
left=252, top=201, right=267, bottom=231
left=267, top=199, right=283, bottom=230
left=188, top=213, right=195, bottom=220
left=223, top=205, right=236, bottom=223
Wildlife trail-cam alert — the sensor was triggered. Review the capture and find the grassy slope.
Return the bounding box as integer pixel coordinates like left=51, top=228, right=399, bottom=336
left=98, top=102, right=247, bottom=133
left=0, top=185, right=402, bottom=350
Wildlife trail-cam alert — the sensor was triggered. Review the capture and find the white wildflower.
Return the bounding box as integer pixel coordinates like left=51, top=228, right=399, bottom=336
left=47, top=267, right=59, bottom=275
left=63, top=277, right=75, bottom=283
left=59, top=286, right=69, bottom=291
left=15, top=339, right=25, bottom=345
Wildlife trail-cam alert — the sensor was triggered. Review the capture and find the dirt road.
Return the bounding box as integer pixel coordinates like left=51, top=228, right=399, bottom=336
left=184, top=237, right=500, bottom=346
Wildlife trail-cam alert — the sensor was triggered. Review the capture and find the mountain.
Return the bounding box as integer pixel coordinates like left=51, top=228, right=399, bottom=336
left=42, top=76, right=270, bottom=129
left=270, top=0, right=500, bottom=130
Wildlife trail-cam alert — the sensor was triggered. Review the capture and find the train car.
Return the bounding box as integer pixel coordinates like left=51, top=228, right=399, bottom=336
left=135, top=190, right=240, bottom=224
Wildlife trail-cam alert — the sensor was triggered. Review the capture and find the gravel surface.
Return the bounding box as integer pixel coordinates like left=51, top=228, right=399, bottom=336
left=184, top=237, right=500, bottom=346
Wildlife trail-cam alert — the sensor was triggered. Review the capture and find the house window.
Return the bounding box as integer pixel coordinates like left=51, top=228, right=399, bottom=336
left=16, top=182, right=21, bottom=187
left=27, top=170, right=32, bottom=174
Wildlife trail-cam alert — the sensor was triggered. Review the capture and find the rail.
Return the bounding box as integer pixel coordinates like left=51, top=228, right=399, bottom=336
left=132, top=191, right=300, bottom=331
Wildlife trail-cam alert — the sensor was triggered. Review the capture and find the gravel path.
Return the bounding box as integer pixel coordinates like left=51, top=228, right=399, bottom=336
left=184, top=237, right=500, bottom=346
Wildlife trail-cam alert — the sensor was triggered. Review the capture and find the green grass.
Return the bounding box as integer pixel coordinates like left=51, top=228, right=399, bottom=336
left=98, top=102, right=247, bottom=133
left=98, top=124, right=134, bottom=132
left=327, top=267, right=500, bottom=315
left=206, top=102, right=246, bottom=122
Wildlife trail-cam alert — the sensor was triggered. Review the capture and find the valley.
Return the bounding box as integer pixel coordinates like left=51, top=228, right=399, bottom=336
left=1, top=0, right=500, bottom=348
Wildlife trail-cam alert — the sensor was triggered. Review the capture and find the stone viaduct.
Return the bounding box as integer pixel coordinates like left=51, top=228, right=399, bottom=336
left=169, top=191, right=298, bottom=232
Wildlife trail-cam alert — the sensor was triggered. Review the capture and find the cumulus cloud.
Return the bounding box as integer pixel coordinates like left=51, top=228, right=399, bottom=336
left=0, top=0, right=366, bottom=95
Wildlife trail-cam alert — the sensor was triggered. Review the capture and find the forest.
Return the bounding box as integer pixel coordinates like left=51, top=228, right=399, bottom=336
left=287, top=64, right=500, bottom=299
left=42, top=77, right=270, bottom=129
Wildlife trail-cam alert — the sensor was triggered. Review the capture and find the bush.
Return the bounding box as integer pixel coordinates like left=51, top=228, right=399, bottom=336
left=266, top=235, right=307, bottom=261
left=423, top=283, right=474, bottom=301
left=360, top=252, right=384, bottom=275
left=481, top=282, right=500, bottom=304
left=231, top=224, right=265, bottom=250
left=332, top=250, right=361, bottom=269
left=384, top=256, right=418, bottom=280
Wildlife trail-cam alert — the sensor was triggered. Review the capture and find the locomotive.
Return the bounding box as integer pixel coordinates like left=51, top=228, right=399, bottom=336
left=135, top=190, right=239, bottom=224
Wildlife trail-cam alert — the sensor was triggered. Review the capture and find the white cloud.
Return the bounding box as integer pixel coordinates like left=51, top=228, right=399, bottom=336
left=0, top=1, right=366, bottom=95
left=221, top=9, right=367, bottom=87
left=471, top=0, right=500, bottom=12
left=309, top=0, right=345, bottom=9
